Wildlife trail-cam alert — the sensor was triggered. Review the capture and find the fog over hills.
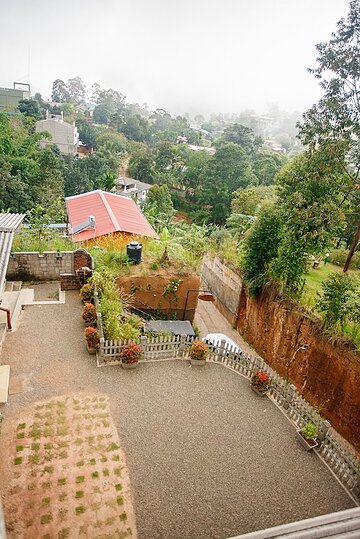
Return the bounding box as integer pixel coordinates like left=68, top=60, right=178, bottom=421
left=0, top=0, right=350, bottom=116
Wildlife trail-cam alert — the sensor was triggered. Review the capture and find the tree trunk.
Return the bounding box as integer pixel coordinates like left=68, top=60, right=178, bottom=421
left=343, top=215, right=360, bottom=272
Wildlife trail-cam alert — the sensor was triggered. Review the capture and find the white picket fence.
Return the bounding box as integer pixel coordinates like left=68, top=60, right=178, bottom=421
left=93, top=292, right=360, bottom=502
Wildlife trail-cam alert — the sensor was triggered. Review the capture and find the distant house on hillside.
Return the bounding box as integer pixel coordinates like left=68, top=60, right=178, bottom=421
left=65, top=190, right=158, bottom=245
left=36, top=111, right=79, bottom=155
left=114, top=176, right=151, bottom=204
left=0, top=83, right=31, bottom=111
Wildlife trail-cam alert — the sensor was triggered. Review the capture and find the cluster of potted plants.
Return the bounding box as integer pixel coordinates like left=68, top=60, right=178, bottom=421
left=296, top=422, right=318, bottom=451
left=119, top=342, right=142, bottom=369
left=84, top=327, right=100, bottom=355
left=189, top=340, right=209, bottom=366
left=80, top=282, right=94, bottom=304
left=82, top=302, right=97, bottom=326
left=250, top=370, right=271, bottom=396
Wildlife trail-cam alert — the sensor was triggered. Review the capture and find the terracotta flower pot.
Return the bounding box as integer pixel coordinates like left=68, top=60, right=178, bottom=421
left=250, top=385, right=268, bottom=396
left=190, top=359, right=206, bottom=366
left=122, top=362, right=138, bottom=370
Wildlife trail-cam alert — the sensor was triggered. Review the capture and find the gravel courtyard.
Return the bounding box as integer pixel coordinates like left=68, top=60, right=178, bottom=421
left=0, top=289, right=355, bottom=539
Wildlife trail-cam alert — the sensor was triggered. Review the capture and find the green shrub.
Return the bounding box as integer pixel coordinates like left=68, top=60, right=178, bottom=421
left=316, top=272, right=359, bottom=330
left=330, top=249, right=360, bottom=269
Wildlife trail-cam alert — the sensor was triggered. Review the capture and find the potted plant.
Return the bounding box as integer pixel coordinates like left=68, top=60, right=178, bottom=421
left=82, top=303, right=97, bottom=326
left=250, top=370, right=271, bottom=396
left=190, top=340, right=208, bottom=366
left=80, top=282, right=94, bottom=304
left=296, top=422, right=318, bottom=451
left=120, top=342, right=142, bottom=369
left=84, top=327, right=100, bottom=355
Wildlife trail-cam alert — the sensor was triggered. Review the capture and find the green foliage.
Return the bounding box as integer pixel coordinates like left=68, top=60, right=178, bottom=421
left=128, top=150, right=154, bottom=182
left=231, top=185, right=277, bottom=216
left=143, top=184, right=175, bottom=230
left=242, top=203, right=282, bottom=295
left=221, top=123, right=263, bottom=154
left=18, top=99, right=42, bottom=120
left=301, top=422, right=317, bottom=440
left=316, top=272, right=360, bottom=330
left=330, top=249, right=360, bottom=270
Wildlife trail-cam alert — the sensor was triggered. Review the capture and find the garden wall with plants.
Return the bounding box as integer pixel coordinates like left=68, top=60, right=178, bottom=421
left=117, top=273, right=200, bottom=322
left=237, top=287, right=360, bottom=449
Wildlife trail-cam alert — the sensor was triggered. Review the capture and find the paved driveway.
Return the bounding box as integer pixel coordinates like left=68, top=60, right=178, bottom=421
left=0, top=290, right=355, bottom=539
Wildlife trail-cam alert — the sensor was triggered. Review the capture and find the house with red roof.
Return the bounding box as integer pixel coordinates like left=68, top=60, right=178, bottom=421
left=65, top=190, right=158, bottom=244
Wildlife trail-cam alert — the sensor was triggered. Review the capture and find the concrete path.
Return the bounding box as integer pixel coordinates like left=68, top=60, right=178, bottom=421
left=194, top=299, right=259, bottom=356
left=0, top=291, right=355, bottom=539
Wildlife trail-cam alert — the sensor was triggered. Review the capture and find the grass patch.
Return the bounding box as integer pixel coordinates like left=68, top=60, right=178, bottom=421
left=42, top=497, right=51, bottom=507
left=116, top=496, right=124, bottom=506
left=112, top=455, right=120, bottom=462
left=119, top=512, right=127, bottom=521
left=42, top=481, right=51, bottom=490
left=43, top=466, right=54, bottom=474
left=114, top=468, right=121, bottom=476
left=58, top=450, right=68, bottom=459
left=76, top=476, right=85, bottom=484
left=103, top=468, right=109, bottom=477
left=16, top=445, right=24, bottom=452
left=31, top=443, right=40, bottom=451
left=17, top=423, right=26, bottom=430
left=75, top=505, right=86, bottom=515
left=44, top=443, right=54, bottom=450
left=76, top=459, right=85, bottom=467
left=40, top=513, right=52, bottom=525
left=14, top=457, right=22, bottom=465
left=29, top=427, right=42, bottom=439
left=91, top=471, right=99, bottom=479
left=115, top=483, right=122, bottom=491
left=75, top=491, right=84, bottom=499
left=29, top=454, right=41, bottom=465
left=16, top=432, right=25, bottom=439
left=90, top=458, right=96, bottom=465
left=58, top=478, right=66, bottom=486
left=107, top=442, right=119, bottom=451
left=58, top=528, right=71, bottom=539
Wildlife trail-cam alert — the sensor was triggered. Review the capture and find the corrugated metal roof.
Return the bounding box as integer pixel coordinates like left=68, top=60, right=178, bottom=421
left=0, top=213, right=25, bottom=300
left=65, top=190, right=158, bottom=241
left=0, top=213, right=25, bottom=232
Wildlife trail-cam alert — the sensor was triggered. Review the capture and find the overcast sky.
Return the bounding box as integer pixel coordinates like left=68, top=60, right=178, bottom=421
left=0, top=0, right=350, bottom=117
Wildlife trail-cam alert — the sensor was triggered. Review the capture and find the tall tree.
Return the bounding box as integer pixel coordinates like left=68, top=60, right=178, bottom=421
left=51, top=79, right=70, bottom=103
left=298, top=0, right=360, bottom=271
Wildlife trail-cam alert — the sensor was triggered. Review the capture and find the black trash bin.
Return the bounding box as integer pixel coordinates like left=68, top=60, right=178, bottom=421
left=126, top=241, right=142, bottom=264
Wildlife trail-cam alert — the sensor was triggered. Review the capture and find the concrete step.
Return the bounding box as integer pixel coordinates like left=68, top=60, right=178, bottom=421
left=0, top=288, right=34, bottom=330
left=12, top=281, right=22, bottom=292
left=4, top=281, right=13, bottom=292
left=0, top=365, right=10, bottom=403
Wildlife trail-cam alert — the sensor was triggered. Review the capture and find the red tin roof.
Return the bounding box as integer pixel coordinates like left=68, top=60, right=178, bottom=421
left=65, top=190, right=159, bottom=241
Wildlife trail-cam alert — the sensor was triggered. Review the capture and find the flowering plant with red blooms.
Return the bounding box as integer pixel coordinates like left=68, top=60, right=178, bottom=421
left=82, top=302, right=96, bottom=323
left=190, top=340, right=208, bottom=361
left=84, top=327, right=100, bottom=349
left=120, top=342, right=142, bottom=364
left=250, top=370, right=271, bottom=393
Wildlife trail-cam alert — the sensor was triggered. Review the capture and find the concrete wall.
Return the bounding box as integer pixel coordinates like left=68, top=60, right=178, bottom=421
left=7, top=251, right=74, bottom=281
left=201, top=255, right=242, bottom=325
left=36, top=118, right=79, bottom=155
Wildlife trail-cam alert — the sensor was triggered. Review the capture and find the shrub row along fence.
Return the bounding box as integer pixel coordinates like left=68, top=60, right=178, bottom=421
left=93, top=292, right=360, bottom=502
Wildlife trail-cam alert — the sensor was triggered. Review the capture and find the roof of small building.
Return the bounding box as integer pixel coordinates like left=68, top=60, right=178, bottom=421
left=144, top=320, right=195, bottom=336
left=0, top=213, right=25, bottom=300
left=65, top=190, right=158, bottom=241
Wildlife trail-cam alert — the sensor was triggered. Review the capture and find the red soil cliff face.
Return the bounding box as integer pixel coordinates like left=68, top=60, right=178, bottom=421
left=237, top=288, right=360, bottom=449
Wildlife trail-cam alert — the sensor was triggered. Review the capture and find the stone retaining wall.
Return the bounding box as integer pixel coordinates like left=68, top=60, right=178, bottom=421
left=201, top=255, right=242, bottom=325
left=7, top=251, right=74, bottom=281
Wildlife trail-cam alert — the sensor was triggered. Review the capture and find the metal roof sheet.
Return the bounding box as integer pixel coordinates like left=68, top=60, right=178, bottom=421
left=0, top=213, right=25, bottom=300
left=65, top=190, right=158, bottom=241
